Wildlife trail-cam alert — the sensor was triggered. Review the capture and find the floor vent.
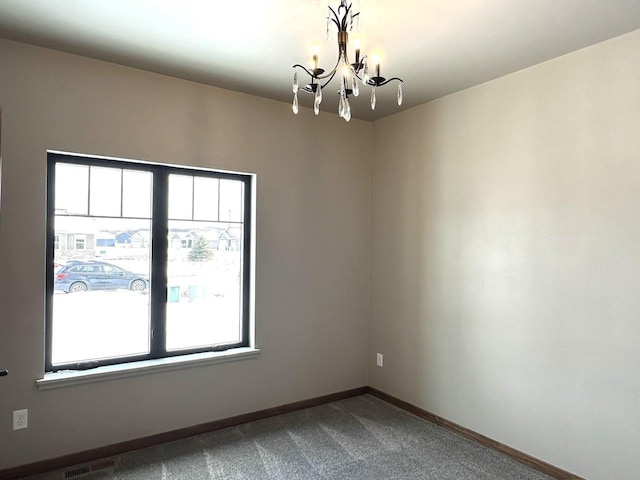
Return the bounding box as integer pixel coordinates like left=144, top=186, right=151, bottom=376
left=63, top=459, right=115, bottom=478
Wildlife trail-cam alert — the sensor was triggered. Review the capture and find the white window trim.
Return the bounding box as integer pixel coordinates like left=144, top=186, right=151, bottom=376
left=36, top=347, right=260, bottom=390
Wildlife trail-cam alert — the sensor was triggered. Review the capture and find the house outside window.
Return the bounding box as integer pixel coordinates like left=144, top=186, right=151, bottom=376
left=46, top=152, right=253, bottom=372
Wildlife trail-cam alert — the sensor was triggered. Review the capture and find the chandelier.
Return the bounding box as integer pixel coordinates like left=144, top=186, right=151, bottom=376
left=291, top=0, right=403, bottom=122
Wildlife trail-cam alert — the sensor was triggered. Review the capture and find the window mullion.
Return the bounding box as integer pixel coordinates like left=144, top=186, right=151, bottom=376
left=150, top=169, right=169, bottom=358
left=191, top=176, right=195, bottom=220
left=87, top=166, right=92, bottom=215
left=120, top=169, right=124, bottom=217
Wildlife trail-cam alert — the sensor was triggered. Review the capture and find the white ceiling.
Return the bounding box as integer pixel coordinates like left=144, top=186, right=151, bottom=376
left=0, top=0, right=639, bottom=121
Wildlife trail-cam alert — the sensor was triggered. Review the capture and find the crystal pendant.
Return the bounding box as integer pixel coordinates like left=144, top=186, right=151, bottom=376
left=352, top=76, right=359, bottom=97
left=292, top=71, right=298, bottom=93
left=315, top=84, right=322, bottom=104
left=397, top=83, right=403, bottom=106
left=292, top=93, right=299, bottom=114
left=362, top=62, right=370, bottom=84
left=326, top=10, right=330, bottom=39
left=314, top=97, right=320, bottom=115
left=370, top=87, right=376, bottom=110
left=344, top=97, right=351, bottom=122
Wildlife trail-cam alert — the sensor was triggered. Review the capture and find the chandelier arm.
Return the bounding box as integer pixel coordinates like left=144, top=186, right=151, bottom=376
left=296, top=71, right=338, bottom=95
left=350, top=11, right=360, bottom=30
left=340, top=4, right=351, bottom=30
left=293, top=58, right=340, bottom=82
left=324, top=51, right=344, bottom=80
left=351, top=53, right=367, bottom=73
left=333, top=2, right=358, bottom=31
left=369, top=77, right=404, bottom=87
left=292, top=64, right=319, bottom=78
left=328, top=6, right=341, bottom=29
left=320, top=70, right=339, bottom=89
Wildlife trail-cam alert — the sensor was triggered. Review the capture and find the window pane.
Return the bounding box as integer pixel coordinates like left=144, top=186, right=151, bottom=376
left=219, top=179, right=243, bottom=222
left=166, top=220, right=243, bottom=351
left=122, top=170, right=152, bottom=218
left=193, top=177, right=219, bottom=221
left=90, top=166, right=122, bottom=216
left=55, top=163, right=89, bottom=215
left=168, top=174, right=193, bottom=220
left=51, top=215, right=151, bottom=366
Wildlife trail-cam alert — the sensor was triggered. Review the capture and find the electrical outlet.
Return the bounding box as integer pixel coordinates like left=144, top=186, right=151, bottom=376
left=376, top=353, right=383, bottom=367
left=13, top=409, right=28, bottom=430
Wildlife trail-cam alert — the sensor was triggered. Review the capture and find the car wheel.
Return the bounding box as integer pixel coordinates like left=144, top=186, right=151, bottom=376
left=130, top=279, right=146, bottom=291
left=69, top=282, right=88, bottom=293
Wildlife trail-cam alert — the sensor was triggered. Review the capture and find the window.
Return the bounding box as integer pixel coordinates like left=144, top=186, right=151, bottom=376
left=46, top=152, right=253, bottom=372
left=74, top=234, right=86, bottom=250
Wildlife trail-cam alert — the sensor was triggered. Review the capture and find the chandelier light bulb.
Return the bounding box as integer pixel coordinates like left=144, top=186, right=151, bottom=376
left=372, top=54, right=381, bottom=77
left=311, top=45, right=319, bottom=70
left=342, top=64, right=351, bottom=82
left=353, top=38, right=361, bottom=65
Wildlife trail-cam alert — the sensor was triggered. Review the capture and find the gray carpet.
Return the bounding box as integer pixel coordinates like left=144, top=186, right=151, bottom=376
left=25, top=395, right=553, bottom=480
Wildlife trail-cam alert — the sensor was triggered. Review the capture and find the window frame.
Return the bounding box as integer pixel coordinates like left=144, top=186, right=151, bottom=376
left=45, top=152, right=253, bottom=373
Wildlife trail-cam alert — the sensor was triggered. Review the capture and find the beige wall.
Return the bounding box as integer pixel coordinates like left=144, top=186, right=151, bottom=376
left=369, top=31, right=640, bottom=480
left=0, top=39, right=371, bottom=469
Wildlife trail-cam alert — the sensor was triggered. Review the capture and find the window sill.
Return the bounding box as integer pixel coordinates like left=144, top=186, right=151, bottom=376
left=36, top=347, right=261, bottom=390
